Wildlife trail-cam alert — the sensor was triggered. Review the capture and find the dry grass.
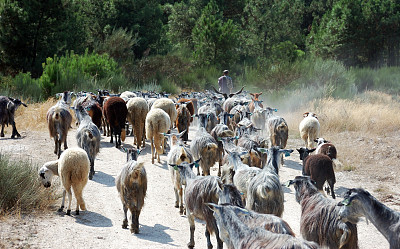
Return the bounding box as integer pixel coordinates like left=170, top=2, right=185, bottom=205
left=285, top=91, right=400, bottom=136
left=284, top=91, right=400, bottom=194
left=1, top=98, right=76, bottom=136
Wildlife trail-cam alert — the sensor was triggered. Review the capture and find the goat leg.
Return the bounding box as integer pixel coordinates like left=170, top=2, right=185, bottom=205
left=11, top=121, right=21, bottom=138
left=188, top=225, right=195, bottom=248
left=205, top=230, right=213, bottom=249
left=130, top=210, right=139, bottom=234
left=58, top=190, right=66, bottom=212
left=122, top=206, right=128, bottom=229
left=0, top=124, right=4, bottom=137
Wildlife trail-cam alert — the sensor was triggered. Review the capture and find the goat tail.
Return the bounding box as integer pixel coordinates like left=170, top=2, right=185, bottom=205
left=256, top=183, right=270, bottom=199
left=206, top=143, right=218, bottom=151
left=338, top=223, right=353, bottom=249
left=332, top=158, right=343, bottom=169
left=121, top=128, right=126, bottom=142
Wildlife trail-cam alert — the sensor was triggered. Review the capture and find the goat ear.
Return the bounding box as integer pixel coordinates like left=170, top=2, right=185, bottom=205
left=39, top=172, right=45, bottom=179
left=285, top=180, right=294, bottom=187
left=309, top=148, right=316, bottom=153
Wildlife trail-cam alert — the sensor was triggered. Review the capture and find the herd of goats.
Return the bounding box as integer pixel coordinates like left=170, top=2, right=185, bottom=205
left=0, top=87, right=399, bottom=249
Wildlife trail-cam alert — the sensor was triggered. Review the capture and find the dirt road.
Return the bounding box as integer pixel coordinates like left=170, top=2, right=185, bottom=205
left=0, top=125, right=391, bottom=248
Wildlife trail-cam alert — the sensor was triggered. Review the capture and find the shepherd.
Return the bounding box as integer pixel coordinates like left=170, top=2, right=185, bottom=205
left=218, top=70, right=233, bottom=94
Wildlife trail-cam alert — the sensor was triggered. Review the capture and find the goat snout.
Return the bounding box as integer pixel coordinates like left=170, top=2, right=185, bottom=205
left=43, top=182, right=51, bottom=188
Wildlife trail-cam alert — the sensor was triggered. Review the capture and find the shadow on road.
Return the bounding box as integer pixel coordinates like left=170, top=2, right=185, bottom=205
left=284, top=159, right=302, bottom=171
left=136, top=223, right=179, bottom=247
left=73, top=210, right=113, bottom=227
left=91, top=170, right=115, bottom=187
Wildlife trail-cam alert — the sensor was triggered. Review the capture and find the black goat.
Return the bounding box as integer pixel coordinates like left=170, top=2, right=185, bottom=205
left=0, top=96, right=27, bottom=138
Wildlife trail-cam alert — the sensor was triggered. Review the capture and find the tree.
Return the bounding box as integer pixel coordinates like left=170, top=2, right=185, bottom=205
left=111, top=0, right=164, bottom=58
left=241, top=0, right=304, bottom=63
left=308, top=0, right=400, bottom=67
left=192, top=0, right=238, bottom=66
left=0, top=0, right=87, bottom=76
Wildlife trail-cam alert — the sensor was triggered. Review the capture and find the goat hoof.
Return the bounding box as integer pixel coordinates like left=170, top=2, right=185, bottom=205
left=89, top=171, right=94, bottom=180
left=130, top=228, right=139, bottom=234
left=75, top=210, right=79, bottom=215
left=57, top=206, right=64, bottom=212
left=0, top=133, right=4, bottom=137
left=187, top=243, right=194, bottom=248
left=66, top=210, right=71, bottom=216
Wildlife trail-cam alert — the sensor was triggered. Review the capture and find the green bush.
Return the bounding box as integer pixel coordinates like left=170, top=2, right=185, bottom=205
left=0, top=154, right=58, bottom=214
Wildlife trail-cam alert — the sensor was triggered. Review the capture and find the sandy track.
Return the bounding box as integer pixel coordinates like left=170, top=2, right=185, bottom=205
left=0, top=125, right=390, bottom=248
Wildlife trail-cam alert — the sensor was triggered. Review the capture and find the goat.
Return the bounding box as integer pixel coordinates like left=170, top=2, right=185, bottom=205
left=152, top=98, right=177, bottom=129
left=175, top=102, right=191, bottom=142
left=127, top=97, right=149, bottom=149
left=74, top=105, right=101, bottom=180
left=297, top=147, right=336, bottom=199
left=177, top=98, right=195, bottom=123
left=218, top=184, right=296, bottom=237
left=196, top=109, right=218, bottom=133
left=39, top=148, right=89, bottom=215
left=72, top=96, right=103, bottom=129
left=167, top=132, right=193, bottom=214
left=338, top=188, right=400, bottom=249
left=0, top=96, right=27, bottom=138
left=210, top=124, right=234, bottom=176
left=299, top=112, right=320, bottom=148
left=145, top=108, right=171, bottom=164
left=207, top=203, right=320, bottom=249
left=248, top=92, right=263, bottom=112
left=171, top=161, right=223, bottom=249
left=315, top=137, right=343, bottom=169
left=287, top=176, right=358, bottom=249
left=116, top=148, right=147, bottom=234
left=190, top=127, right=218, bottom=176
left=46, top=91, right=73, bottom=158
left=246, top=147, right=292, bottom=217
left=103, top=96, right=128, bottom=148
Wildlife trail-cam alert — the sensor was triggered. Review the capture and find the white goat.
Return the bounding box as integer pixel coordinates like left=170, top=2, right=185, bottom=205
left=39, top=148, right=90, bottom=215
left=299, top=112, right=320, bottom=148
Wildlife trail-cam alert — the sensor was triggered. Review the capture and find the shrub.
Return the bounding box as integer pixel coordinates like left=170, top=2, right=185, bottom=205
left=0, top=153, right=58, bottom=215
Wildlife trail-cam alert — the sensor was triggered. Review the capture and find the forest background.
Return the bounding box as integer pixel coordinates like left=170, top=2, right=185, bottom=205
left=0, top=0, right=399, bottom=105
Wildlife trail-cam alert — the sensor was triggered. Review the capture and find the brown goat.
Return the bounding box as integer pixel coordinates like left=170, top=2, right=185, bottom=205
left=177, top=98, right=195, bottom=122
left=248, top=92, right=263, bottom=112
left=297, top=148, right=336, bottom=199
left=175, top=103, right=191, bottom=142
left=103, top=97, right=128, bottom=148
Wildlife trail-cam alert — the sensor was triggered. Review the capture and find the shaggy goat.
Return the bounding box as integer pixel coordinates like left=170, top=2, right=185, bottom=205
left=190, top=127, right=218, bottom=176
left=299, top=112, right=320, bottom=148
left=207, top=203, right=319, bottom=249
left=127, top=97, right=149, bottom=149
left=47, top=92, right=73, bottom=158
left=172, top=161, right=223, bottom=249
left=167, top=133, right=194, bottom=214
left=39, top=148, right=90, bottom=215
left=116, top=148, right=147, bottom=234
left=103, top=96, right=128, bottom=148
left=152, top=98, right=177, bottom=129
left=315, top=137, right=343, bottom=169
left=175, top=102, right=191, bottom=142
left=246, top=147, right=292, bottom=217
left=72, top=96, right=103, bottom=129
left=338, top=188, right=400, bottom=249
left=145, top=108, right=171, bottom=164
left=0, top=96, right=27, bottom=138
left=297, top=147, right=336, bottom=199
left=288, top=176, right=358, bottom=249
left=218, top=184, right=296, bottom=237
left=74, top=106, right=101, bottom=180
left=228, top=149, right=262, bottom=204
